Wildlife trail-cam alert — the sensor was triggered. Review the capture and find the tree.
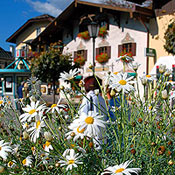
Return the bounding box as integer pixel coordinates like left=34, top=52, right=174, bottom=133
left=164, top=20, right=175, bottom=55
left=31, top=41, right=78, bottom=103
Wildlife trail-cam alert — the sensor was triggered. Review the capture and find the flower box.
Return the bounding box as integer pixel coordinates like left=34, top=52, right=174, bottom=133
left=119, top=49, right=134, bottom=63
left=77, top=31, right=90, bottom=40
left=98, top=25, right=108, bottom=38
left=74, top=55, right=86, bottom=66
left=77, top=26, right=108, bottom=40
left=96, top=53, right=109, bottom=64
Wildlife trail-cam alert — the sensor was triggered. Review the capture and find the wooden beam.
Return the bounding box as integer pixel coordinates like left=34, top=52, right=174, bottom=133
left=130, top=12, right=133, bottom=18
left=75, top=0, right=78, bottom=7
left=77, top=0, right=133, bottom=13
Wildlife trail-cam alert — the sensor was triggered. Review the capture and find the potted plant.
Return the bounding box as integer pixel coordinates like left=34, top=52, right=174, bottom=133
left=98, top=25, right=108, bottom=38
left=74, top=55, right=86, bottom=66
left=96, top=52, right=109, bottom=64
left=77, top=31, right=90, bottom=40
left=77, top=26, right=108, bottom=40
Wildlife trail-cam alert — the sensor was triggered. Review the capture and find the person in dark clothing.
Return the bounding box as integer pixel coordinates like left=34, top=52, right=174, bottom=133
left=17, top=82, right=24, bottom=113
left=17, top=82, right=24, bottom=98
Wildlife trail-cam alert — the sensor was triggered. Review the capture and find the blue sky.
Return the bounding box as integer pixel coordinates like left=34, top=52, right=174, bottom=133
left=0, top=0, right=101, bottom=51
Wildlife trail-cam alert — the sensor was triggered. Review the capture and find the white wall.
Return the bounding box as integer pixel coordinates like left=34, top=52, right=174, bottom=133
left=62, top=12, right=148, bottom=97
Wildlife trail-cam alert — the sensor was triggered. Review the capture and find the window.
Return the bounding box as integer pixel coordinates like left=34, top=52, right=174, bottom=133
left=36, top=27, right=41, bottom=37
left=118, top=43, right=136, bottom=57
left=5, top=76, right=12, bottom=93
left=77, top=50, right=85, bottom=57
left=96, top=46, right=111, bottom=58
left=99, top=47, right=107, bottom=54
left=74, top=50, right=87, bottom=59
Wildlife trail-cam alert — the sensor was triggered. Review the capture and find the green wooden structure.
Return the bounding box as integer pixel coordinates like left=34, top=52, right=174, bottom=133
left=0, top=57, right=31, bottom=100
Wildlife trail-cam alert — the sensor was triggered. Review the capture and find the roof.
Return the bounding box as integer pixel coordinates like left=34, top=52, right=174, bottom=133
left=0, top=47, right=13, bottom=60
left=0, top=57, right=30, bottom=74
left=6, top=14, right=55, bottom=44
left=32, top=0, right=154, bottom=45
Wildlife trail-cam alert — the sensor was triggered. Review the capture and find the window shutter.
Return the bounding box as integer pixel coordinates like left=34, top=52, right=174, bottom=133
left=131, top=43, right=136, bottom=56
left=106, top=46, right=111, bottom=58
left=74, top=51, right=77, bottom=59
left=96, top=48, right=99, bottom=56
left=84, top=50, right=87, bottom=60
left=118, top=45, right=123, bottom=57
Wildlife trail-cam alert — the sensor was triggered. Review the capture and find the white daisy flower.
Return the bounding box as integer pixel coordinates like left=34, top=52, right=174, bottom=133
left=22, top=156, right=33, bottom=167
left=159, top=64, right=166, bottom=74
left=166, top=80, right=175, bottom=86
left=77, top=111, right=106, bottom=137
left=142, top=74, right=156, bottom=82
left=0, top=100, right=4, bottom=107
left=101, top=160, right=141, bottom=175
left=164, top=68, right=171, bottom=76
left=65, top=125, right=86, bottom=141
left=58, top=149, right=83, bottom=171
left=7, top=160, right=16, bottom=168
left=43, top=141, right=53, bottom=153
left=0, top=140, right=12, bottom=160
left=116, top=55, right=134, bottom=63
left=22, top=122, right=29, bottom=130
left=46, top=98, right=65, bottom=114
left=60, top=68, right=79, bottom=81
left=129, top=62, right=141, bottom=71
left=20, top=99, right=45, bottom=122
left=28, top=113, right=45, bottom=143
left=109, top=72, right=135, bottom=93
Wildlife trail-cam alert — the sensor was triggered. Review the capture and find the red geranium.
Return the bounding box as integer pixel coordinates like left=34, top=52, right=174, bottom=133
left=74, top=55, right=86, bottom=66
left=96, top=53, right=109, bottom=63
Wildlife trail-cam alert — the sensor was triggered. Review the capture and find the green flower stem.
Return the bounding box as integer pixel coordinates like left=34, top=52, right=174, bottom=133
left=44, top=118, right=57, bottom=138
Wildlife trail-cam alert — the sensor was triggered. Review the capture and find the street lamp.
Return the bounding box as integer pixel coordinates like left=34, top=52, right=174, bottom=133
left=87, top=22, right=99, bottom=72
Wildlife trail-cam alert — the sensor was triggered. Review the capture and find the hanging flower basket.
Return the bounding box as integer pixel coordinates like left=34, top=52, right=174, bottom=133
left=77, top=31, right=90, bottom=40
left=74, top=55, right=86, bottom=66
left=96, top=53, right=109, bottom=64
left=98, top=25, right=108, bottom=38
left=77, top=26, right=108, bottom=40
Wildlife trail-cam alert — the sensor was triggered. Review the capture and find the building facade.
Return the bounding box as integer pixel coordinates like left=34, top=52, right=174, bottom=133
left=6, top=14, right=54, bottom=61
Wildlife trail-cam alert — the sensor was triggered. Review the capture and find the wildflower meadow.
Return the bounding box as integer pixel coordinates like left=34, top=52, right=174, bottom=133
left=0, top=62, right=174, bottom=175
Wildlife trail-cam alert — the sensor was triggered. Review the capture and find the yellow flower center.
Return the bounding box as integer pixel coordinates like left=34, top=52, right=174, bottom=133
left=68, top=159, right=75, bottom=165
left=46, top=141, right=51, bottom=147
left=146, top=75, right=151, bottom=78
left=51, top=104, right=57, bottom=108
left=114, top=72, right=118, bottom=75
left=36, top=121, right=41, bottom=129
left=77, top=126, right=85, bottom=133
left=31, top=147, right=35, bottom=151
left=25, top=123, right=28, bottom=128
left=0, top=146, right=1, bottom=151
left=85, top=116, right=94, bottom=124
left=0, top=100, right=3, bottom=104
left=29, top=109, right=36, bottom=115
left=119, top=80, right=127, bottom=85
left=115, top=168, right=125, bottom=173
left=8, top=161, right=13, bottom=167
left=22, top=159, right=26, bottom=165
left=148, top=106, right=152, bottom=110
